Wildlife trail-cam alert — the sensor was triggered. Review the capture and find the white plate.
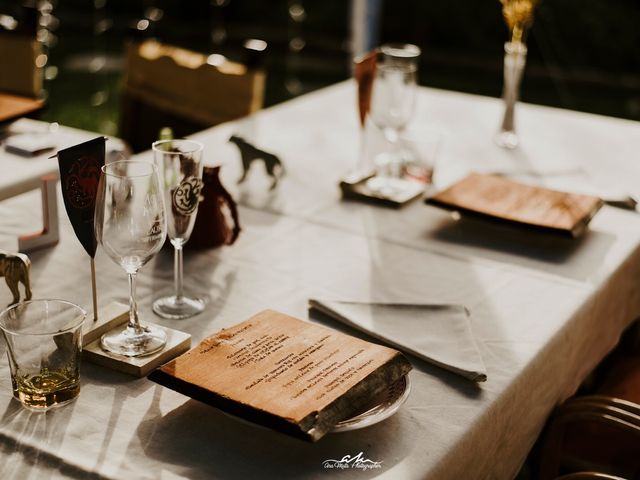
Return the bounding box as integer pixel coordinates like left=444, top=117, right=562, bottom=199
left=218, top=375, right=411, bottom=434
left=332, top=374, right=411, bottom=432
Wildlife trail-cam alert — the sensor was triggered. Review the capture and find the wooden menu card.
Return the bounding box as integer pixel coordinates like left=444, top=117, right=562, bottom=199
left=149, top=310, right=412, bottom=441
left=425, top=173, right=603, bottom=237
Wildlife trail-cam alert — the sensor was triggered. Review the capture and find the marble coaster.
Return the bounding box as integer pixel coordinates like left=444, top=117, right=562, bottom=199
left=340, top=171, right=425, bottom=208
left=81, top=301, right=130, bottom=347
left=83, top=324, right=191, bottom=377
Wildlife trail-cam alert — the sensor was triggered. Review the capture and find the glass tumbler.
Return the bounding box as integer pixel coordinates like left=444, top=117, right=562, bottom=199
left=0, top=299, right=86, bottom=411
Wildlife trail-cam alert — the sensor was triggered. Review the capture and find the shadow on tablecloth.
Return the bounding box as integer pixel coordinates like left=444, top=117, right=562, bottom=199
left=133, top=385, right=414, bottom=479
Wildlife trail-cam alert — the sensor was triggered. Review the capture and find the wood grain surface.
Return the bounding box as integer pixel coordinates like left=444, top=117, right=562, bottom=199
left=426, top=173, right=603, bottom=237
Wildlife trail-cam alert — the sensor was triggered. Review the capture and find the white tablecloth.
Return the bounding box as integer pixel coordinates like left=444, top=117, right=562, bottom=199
left=1, top=82, right=640, bottom=479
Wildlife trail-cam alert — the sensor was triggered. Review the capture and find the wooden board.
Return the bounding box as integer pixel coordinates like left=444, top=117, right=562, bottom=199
left=425, top=173, right=603, bottom=237
left=0, top=92, right=44, bottom=124
left=84, top=324, right=191, bottom=377
left=148, top=310, right=412, bottom=441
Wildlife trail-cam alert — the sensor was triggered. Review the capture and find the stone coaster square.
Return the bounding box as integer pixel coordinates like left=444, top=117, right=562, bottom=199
left=84, top=324, right=191, bottom=377
left=82, top=301, right=129, bottom=347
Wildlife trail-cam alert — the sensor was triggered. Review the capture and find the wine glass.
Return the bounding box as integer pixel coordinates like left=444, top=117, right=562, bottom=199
left=367, top=43, right=420, bottom=193
left=95, top=160, right=168, bottom=357
left=151, top=139, right=205, bottom=319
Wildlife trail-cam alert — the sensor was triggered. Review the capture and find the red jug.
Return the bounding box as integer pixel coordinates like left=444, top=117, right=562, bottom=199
left=187, top=166, right=240, bottom=249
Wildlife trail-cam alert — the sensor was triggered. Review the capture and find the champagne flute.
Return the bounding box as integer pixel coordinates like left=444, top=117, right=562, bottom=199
left=152, top=139, right=205, bottom=319
left=95, top=160, right=168, bottom=357
left=367, top=43, right=420, bottom=193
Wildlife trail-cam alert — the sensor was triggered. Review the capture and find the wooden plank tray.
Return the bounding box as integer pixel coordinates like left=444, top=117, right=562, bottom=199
left=148, top=310, right=412, bottom=441
left=425, top=173, right=603, bottom=238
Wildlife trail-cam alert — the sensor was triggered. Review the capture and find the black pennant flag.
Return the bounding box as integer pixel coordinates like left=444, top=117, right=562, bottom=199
left=57, top=137, right=105, bottom=258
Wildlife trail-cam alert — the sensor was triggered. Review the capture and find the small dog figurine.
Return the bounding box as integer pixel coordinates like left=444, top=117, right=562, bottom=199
left=229, top=135, right=284, bottom=190
left=0, top=251, right=32, bottom=306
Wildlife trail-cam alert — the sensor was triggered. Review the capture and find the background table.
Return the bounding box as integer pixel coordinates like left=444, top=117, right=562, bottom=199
left=0, top=118, right=125, bottom=201
left=1, top=82, right=640, bottom=479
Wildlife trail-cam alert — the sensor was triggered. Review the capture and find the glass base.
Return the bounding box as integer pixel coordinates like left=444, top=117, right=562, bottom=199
left=495, top=130, right=519, bottom=149
left=14, top=383, right=79, bottom=412
left=18, top=394, right=79, bottom=413
left=101, top=324, right=167, bottom=357
left=152, top=295, right=205, bottom=320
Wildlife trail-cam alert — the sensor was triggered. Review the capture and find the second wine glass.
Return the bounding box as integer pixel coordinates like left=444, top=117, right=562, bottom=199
left=152, top=139, right=205, bottom=319
left=95, top=161, right=167, bottom=356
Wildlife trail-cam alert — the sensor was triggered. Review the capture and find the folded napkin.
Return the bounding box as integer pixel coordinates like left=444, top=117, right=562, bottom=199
left=308, top=299, right=487, bottom=382
left=4, top=133, right=56, bottom=156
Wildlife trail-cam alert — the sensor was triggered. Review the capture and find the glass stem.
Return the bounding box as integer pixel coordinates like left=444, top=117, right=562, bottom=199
left=174, top=245, right=184, bottom=302
left=356, top=126, right=367, bottom=173
left=344, top=125, right=371, bottom=184
left=384, top=128, right=402, bottom=178
left=127, top=272, right=142, bottom=333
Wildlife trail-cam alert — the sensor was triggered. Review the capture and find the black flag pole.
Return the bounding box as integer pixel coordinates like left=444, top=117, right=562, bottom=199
left=90, top=257, right=98, bottom=321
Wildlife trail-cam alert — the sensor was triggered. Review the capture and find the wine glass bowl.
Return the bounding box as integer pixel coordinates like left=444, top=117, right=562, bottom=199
left=96, top=163, right=165, bottom=272
left=370, top=64, right=417, bottom=137
left=95, top=160, right=168, bottom=357
left=152, top=139, right=206, bottom=320
left=370, top=44, right=419, bottom=138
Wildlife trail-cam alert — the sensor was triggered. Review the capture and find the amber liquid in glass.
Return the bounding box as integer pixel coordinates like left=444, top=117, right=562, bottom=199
left=12, top=367, right=80, bottom=410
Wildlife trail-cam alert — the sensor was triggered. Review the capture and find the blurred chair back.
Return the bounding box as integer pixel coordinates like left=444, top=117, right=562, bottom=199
left=120, top=39, right=266, bottom=152
left=0, top=8, right=42, bottom=98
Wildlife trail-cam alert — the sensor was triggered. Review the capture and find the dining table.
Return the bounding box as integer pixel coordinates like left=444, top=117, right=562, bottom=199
left=0, top=118, right=126, bottom=201
left=1, top=80, right=640, bottom=479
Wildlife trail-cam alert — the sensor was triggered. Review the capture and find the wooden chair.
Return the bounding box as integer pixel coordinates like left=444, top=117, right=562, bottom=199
left=539, top=320, right=640, bottom=480
left=597, top=352, right=640, bottom=406
left=119, top=39, right=266, bottom=152
left=0, top=7, right=41, bottom=99
left=539, top=395, right=640, bottom=479
left=556, top=473, right=628, bottom=480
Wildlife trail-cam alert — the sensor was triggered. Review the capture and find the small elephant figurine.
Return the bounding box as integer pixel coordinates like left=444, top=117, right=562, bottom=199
left=0, top=251, right=32, bottom=306
left=229, top=135, right=285, bottom=190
